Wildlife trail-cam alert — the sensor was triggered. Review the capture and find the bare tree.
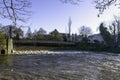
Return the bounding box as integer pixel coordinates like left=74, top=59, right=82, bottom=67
left=0, top=0, right=31, bottom=26
left=109, top=16, right=120, bottom=46
left=94, top=0, right=120, bottom=16
left=61, top=0, right=120, bottom=16
left=79, top=26, right=92, bottom=37
left=0, top=25, right=24, bottom=39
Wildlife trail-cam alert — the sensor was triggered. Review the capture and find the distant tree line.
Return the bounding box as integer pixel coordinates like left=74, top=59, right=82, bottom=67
left=25, top=28, right=68, bottom=41
left=1, top=16, right=120, bottom=52
left=0, top=25, right=70, bottom=42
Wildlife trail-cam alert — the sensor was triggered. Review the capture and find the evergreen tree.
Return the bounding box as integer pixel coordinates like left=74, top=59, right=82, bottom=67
left=99, top=23, right=114, bottom=47
left=26, top=27, right=32, bottom=39
left=50, top=29, right=63, bottom=41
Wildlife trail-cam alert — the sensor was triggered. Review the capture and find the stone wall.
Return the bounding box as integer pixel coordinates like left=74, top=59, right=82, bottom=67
left=0, top=39, right=7, bottom=54
left=7, top=39, right=13, bottom=54
left=0, top=38, right=13, bottom=54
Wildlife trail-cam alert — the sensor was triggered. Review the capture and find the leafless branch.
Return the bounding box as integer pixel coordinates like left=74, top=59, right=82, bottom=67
left=94, top=0, right=119, bottom=16
left=0, top=0, right=31, bottom=26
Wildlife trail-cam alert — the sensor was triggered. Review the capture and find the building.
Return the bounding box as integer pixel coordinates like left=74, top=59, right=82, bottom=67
left=88, top=34, right=104, bottom=43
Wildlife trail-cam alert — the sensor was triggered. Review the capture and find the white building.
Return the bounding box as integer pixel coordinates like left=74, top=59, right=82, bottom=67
left=88, top=34, right=104, bottom=43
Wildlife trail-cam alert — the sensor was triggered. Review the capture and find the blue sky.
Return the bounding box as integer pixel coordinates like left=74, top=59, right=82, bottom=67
left=1, top=0, right=120, bottom=34
left=30, top=0, right=99, bottom=34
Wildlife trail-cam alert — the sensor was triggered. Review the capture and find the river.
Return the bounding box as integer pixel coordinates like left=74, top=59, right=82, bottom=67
left=0, top=52, right=120, bottom=80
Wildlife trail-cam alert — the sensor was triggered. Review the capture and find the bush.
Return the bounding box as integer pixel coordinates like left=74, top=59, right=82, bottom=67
left=75, top=42, right=110, bottom=51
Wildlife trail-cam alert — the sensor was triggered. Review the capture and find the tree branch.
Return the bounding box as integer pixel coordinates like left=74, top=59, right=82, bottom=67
left=0, top=0, right=31, bottom=26
left=94, top=0, right=118, bottom=15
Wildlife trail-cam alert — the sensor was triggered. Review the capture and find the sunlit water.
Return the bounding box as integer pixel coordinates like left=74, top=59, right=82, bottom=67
left=0, top=52, right=120, bottom=80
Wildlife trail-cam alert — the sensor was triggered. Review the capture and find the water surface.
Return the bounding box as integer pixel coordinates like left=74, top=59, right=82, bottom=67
left=0, top=52, right=120, bottom=80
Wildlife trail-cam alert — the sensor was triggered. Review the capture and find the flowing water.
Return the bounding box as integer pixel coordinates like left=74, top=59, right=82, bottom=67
left=0, top=52, right=120, bottom=80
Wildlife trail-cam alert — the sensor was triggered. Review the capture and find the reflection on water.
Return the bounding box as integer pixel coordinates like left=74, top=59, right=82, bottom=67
left=0, top=55, right=13, bottom=70
left=0, top=52, right=120, bottom=80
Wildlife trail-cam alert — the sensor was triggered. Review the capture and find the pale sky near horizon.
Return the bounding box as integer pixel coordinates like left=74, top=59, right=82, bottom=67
left=1, top=0, right=120, bottom=34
